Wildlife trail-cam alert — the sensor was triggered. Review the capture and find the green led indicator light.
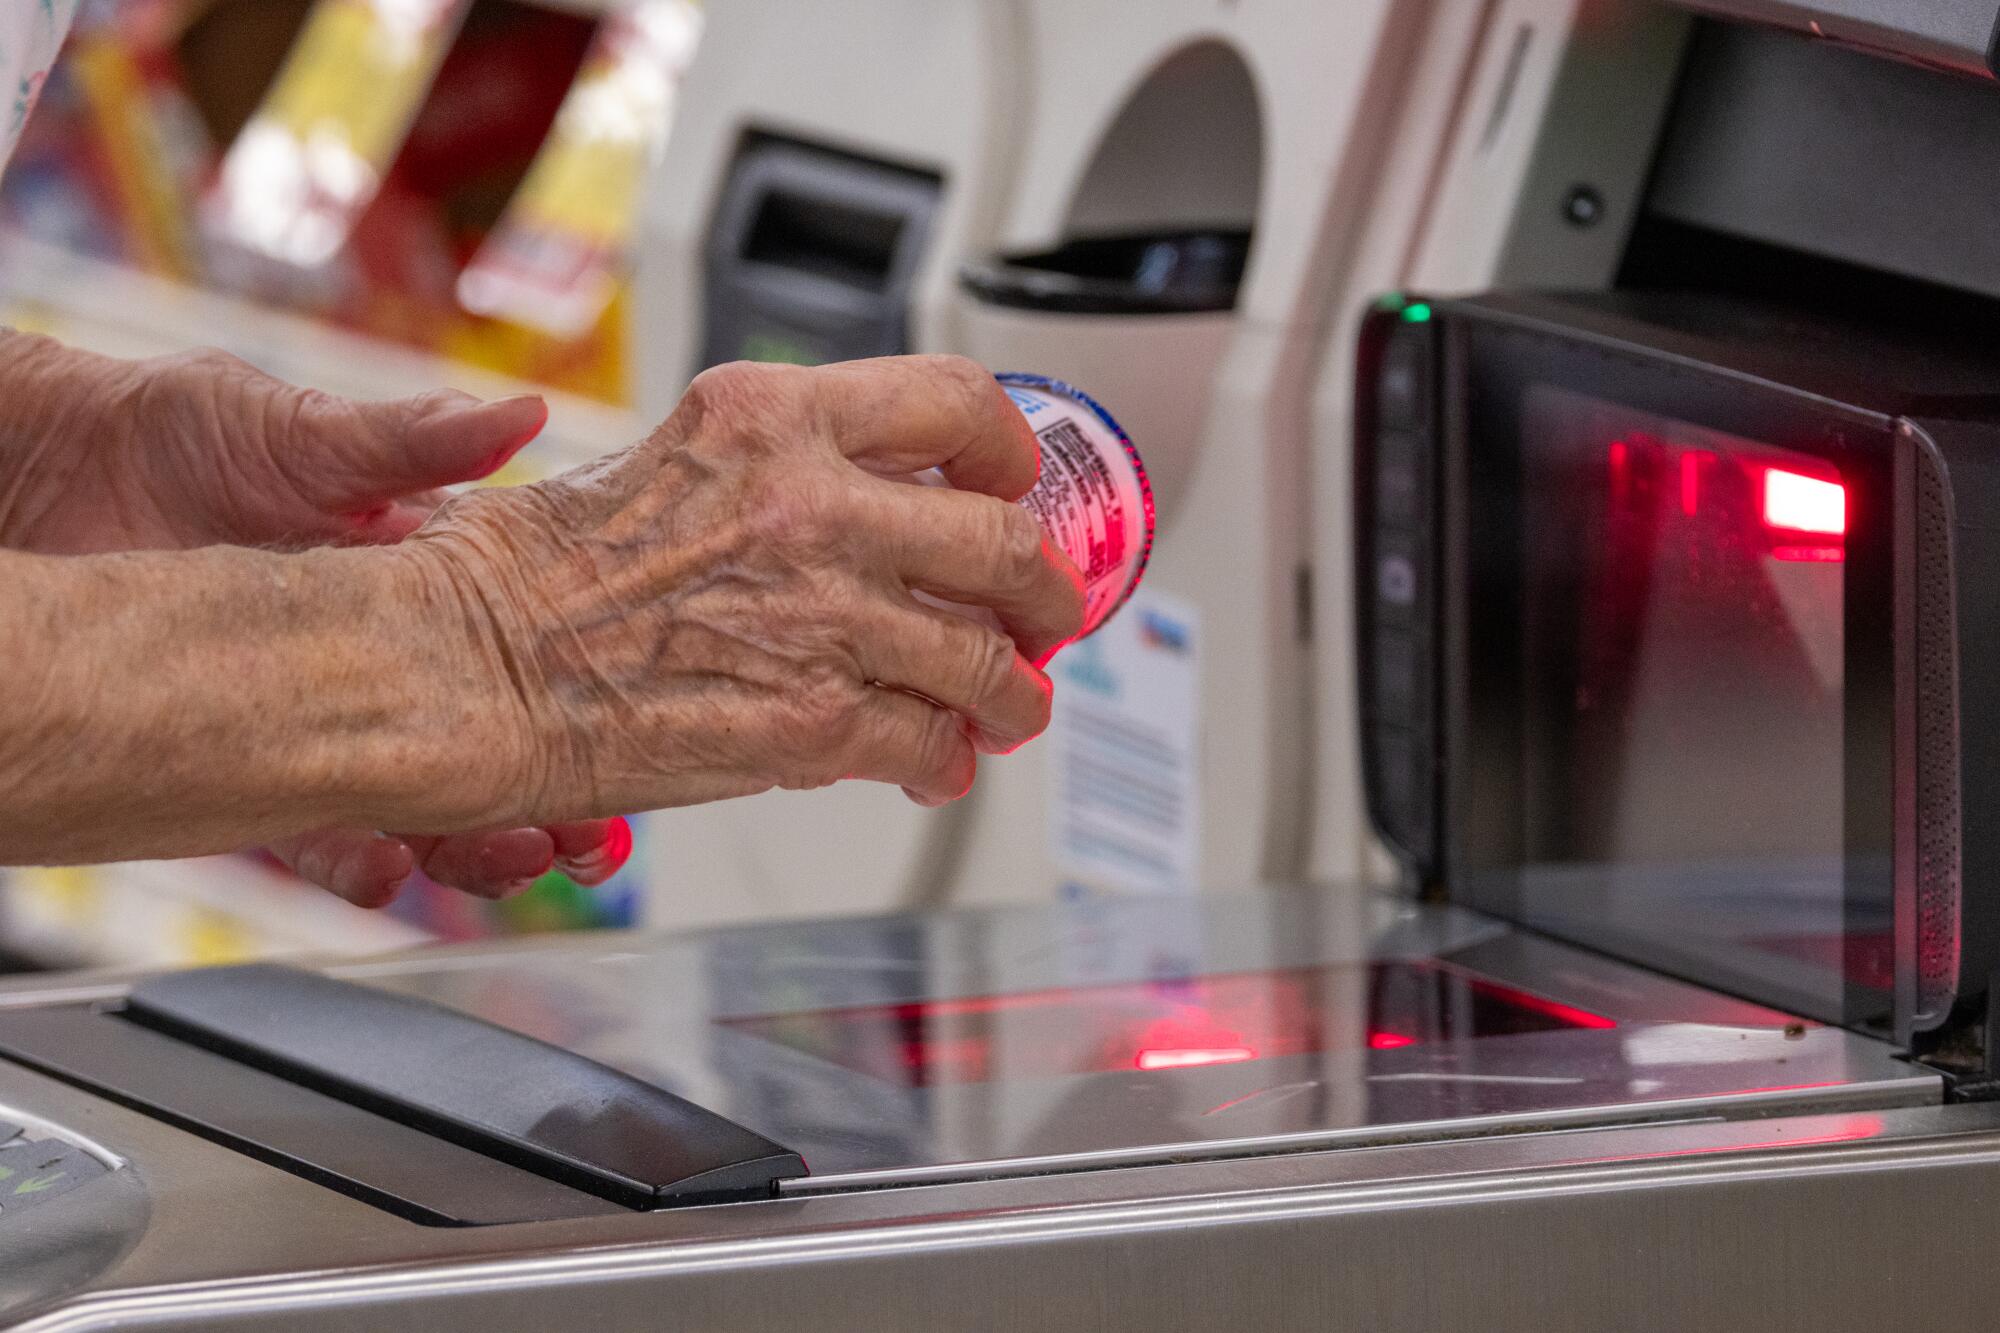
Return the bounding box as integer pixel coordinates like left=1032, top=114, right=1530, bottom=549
left=1400, top=303, right=1433, bottom=324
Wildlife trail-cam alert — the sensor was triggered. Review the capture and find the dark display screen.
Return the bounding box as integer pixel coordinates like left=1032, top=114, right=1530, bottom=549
left=720, top=959, right=1613, bottom=1088
left=1500, top=384, right=1886, bottom=1018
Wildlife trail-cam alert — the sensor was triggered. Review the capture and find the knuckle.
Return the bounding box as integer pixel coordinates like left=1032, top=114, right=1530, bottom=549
left=927, top=721, right=977, bottom=797
left=401, top=386, right=474, bottom=421
left=681, top=362, right=748, bottom=410
left=174, top=346, right=257, bottom=380
left=939, top=355, right=1008, bottom=426
left=275, top=386, right=350, bottom=452
left=681, top=360, right=795, bottom=419
left=746, top=471, right=846, bottom=554
left=913, top=705, right=964, bottom=774
left=796, top=670, right=863, bottom=742
left=963, top=628, right=1017, bottom=709
left=997, top=504, right=1048, bottom=582
left=928, top=354, right=992, bottom=399
left=158, top=348, right=273, bottom=416
left=139, top=347, right=259, bottom=415
left=673, top=362, right=813, bottom=464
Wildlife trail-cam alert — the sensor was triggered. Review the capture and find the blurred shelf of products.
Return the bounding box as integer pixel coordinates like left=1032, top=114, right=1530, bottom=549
left=0, top=0, right=701, bottom=970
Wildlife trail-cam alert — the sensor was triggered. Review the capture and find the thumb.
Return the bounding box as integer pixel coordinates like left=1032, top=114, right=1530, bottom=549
left=282, top=387, right=549, bottom=513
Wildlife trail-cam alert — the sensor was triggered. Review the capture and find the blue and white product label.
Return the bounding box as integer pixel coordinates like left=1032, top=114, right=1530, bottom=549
left=1050, top=589, right=1201, bottom=894
left=997, top=375, right=1153, bottom=638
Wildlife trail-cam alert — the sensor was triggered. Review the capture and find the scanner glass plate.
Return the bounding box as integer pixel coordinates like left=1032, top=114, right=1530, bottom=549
left=718, top=957, right=1613, bottom=1088
left=340, top=891, right=1936, bottom=1192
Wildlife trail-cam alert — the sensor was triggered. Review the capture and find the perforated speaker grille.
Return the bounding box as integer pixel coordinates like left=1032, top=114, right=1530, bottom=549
left=1914, top=451, right=1962, bottom=1025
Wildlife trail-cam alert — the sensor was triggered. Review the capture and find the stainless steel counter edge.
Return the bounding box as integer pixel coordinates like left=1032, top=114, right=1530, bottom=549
left=19, top=1101, right=2000, bottom=1332
left=780, top=1064, right=1940, bottom=1194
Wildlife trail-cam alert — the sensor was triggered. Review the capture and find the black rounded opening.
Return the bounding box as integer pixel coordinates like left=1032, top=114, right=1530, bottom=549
left=958, top=229, right=1251, bottom=315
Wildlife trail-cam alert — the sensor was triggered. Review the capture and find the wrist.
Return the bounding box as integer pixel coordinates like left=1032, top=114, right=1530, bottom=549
left=0, top=540, right=547, bottom=863
left=350, top=535, right=561, bottom=832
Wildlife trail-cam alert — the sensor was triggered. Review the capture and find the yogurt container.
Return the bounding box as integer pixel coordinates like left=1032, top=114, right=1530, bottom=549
left=997, top=373, right=1154, bottom=638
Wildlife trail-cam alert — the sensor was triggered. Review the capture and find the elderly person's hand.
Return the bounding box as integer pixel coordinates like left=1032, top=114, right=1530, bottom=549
left=0, top=338, right=548, bottom=553
left=0, top=333, right=627, bottom=903
left=400, top=355, right=1086, bottom=825
left=0, top=348, right=1084, bottom=904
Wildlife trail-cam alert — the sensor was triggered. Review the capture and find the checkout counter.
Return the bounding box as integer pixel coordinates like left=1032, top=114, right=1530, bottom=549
left=0, top=893, right=1970, bottom=1330
left=9, top=1, right=2000, bottom=1328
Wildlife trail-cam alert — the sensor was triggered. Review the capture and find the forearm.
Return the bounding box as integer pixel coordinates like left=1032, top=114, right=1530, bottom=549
left=0, top=543, right=524, bottom=864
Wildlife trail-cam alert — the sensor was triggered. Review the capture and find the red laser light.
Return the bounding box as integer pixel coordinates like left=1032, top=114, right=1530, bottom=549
left=1763, top=467, right=1845, bottom=535
left=1608, top=440, right=1630, bottom=501
left=1680, top=451, right=1711, bottom=516
left=722, top=959, right=1617, bottom=1087
left=1136, top=1047, right=1258, bottom=1071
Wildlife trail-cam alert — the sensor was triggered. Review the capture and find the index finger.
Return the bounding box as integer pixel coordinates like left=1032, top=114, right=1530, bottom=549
left=809, top=355, right=1040, bottom=500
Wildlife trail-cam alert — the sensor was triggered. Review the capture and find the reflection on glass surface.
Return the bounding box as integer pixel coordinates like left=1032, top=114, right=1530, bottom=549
left=719, top=959, right=1614, bottom=1088
left=341, top=893, right=1928, bottom=1186
left=1515, top=386, right=1876, bottom=1016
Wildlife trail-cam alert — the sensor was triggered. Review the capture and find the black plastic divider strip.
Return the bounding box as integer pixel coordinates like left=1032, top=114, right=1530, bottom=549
left=0, top=1036, right=459, bottom=1226
left=0, top=1004, right=624, bottom=1226
left=117, top=963, right=805, bottom=1208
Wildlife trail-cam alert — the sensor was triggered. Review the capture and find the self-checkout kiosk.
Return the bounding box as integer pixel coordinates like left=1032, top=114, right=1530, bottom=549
left=637, top=0, right=1473, bottom=926
left=12, top=4, right=2000, bottom=1330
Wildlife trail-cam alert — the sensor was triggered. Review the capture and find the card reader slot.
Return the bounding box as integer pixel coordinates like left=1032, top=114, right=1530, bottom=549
left=701, top=135, right=942, bottom=369
left=0, top=1006, right=621, bottom=1226
left=743, top=187, right=907, bottom=291
left=119, top=963, right=807, bottom=1209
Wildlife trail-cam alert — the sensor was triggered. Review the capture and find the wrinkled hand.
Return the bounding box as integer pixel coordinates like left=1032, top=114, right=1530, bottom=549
left=0, top=332, right=631, bottom=904
left=0, top=338, right=549, bottom=553
left=403, top=355, right=1086, bottom=825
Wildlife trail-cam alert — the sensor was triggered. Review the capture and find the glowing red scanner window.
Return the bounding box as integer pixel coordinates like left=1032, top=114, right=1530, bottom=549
left=1763, top=467, right=1847, bottom=536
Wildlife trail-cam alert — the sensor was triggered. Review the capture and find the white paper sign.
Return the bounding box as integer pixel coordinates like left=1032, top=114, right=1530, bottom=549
left=1049, top=589, right=1201, bottom=894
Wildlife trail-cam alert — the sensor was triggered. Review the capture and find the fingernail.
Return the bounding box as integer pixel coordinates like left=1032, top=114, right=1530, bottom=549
left=472, top=401, right=548, bottom=475
left=558, top=817, right=633, bottom=887
left=335, top=851, right=402, bottom=907
left=496, top=878, right=536, bottom=899
left=423, top=393, right=547, bottom=464
left=477, top=842, right=554, bottom=885
left=478, top=393, right=548, bottom=437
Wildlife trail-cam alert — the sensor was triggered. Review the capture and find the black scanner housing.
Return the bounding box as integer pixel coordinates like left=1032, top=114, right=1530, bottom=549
left=1355, top=290, right=2000, bottom=1069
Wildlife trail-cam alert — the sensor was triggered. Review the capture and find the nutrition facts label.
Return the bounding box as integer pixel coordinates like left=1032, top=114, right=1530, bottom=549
left=1025, top=415, right=1127, bottom=579
left=1009, top=391, right=1146, bottom=637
